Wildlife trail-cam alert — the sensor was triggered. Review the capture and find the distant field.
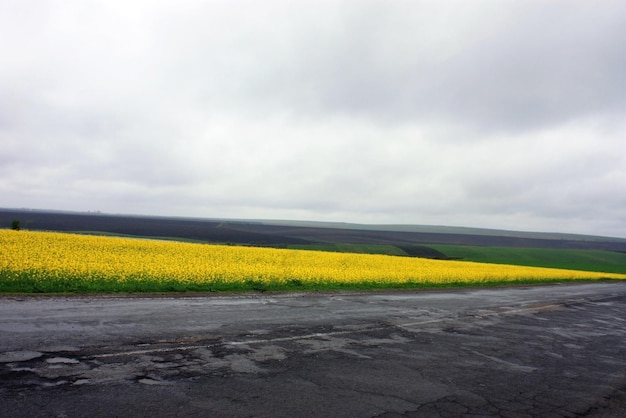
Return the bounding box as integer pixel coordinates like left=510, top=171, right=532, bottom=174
left=284, top=243, right=447, bottom=259
left=429, top=245, right=626, bottom=275
left=2, top=230, right=624, bottom=294
left=283, top=243, right=626, bottom=275
left=285, top=243, right=408, bottom=256
left=3, top=209, right=626, bottom=252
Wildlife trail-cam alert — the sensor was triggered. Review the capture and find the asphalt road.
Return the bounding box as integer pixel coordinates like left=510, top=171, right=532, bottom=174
left=1, top=282, right=626, bottom=417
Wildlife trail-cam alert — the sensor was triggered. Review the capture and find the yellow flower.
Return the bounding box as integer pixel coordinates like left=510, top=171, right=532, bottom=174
left=1, top=230, right=624, bottom=292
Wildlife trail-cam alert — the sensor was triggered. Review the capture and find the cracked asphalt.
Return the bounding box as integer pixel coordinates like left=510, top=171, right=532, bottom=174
left=1, top=282, right=626, bottom=417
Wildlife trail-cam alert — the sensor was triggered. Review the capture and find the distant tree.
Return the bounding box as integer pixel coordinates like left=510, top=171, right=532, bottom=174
left=11, top=219, right=20, bottom=230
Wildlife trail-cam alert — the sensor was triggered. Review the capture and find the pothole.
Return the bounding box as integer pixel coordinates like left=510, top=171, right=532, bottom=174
left=73, top=378, right=91, bottom=385
left=46, top=357, right=80, bottom=365
left=137, top=377, right=168, bottom=385
left=0, top=351, right=44, bottom=363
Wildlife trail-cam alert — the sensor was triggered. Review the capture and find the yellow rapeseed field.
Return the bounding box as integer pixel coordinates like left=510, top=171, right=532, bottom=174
left=0, top=229, right=624, bottom=293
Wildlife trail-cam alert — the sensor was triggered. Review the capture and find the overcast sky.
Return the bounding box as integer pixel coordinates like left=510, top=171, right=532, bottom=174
left=1, top=0, right=625, bottom=237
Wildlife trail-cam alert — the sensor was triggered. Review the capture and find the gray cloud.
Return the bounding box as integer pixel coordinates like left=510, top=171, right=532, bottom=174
left=190, top=1, right=626, bottom=133
left=1, top=0, right=625, bottom=237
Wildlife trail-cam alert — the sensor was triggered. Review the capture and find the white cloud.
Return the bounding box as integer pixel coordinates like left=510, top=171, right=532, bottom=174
left=1, top=0, right=625, bottom=237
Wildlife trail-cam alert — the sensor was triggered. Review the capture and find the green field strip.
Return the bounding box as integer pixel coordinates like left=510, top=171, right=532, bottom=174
left=429, top=245, right=626, bottom=274
left=284, top=243, right=409, bottom=256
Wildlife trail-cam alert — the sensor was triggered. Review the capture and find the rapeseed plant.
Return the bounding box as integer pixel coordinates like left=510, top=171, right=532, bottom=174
left=1, top=230, right=624, bottom=293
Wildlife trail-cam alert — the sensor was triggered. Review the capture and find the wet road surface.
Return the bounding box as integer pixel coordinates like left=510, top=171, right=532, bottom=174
left=1, top=282, right=626, bottom=417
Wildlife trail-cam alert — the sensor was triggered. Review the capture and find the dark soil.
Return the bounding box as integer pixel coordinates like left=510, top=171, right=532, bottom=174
left=2, top=208, right=625, bottom=252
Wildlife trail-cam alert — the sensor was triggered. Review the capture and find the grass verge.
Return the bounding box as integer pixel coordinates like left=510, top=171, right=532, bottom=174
left=1, top=270, right=622, bottom=295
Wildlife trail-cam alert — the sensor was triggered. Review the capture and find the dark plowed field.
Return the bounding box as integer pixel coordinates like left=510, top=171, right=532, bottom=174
left=3, top=209, right=625, bottom=252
